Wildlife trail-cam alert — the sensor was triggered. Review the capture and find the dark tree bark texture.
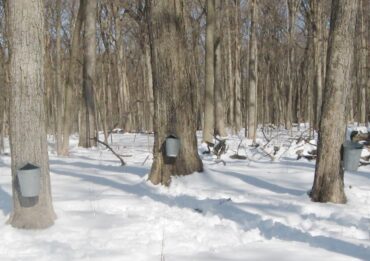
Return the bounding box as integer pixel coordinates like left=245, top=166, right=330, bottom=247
left=146, top=0, right=203, bottom=186
left=311, top=0, right=358, bottom=203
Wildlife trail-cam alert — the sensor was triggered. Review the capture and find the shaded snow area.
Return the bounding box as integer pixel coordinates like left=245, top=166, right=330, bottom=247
left=0, top=128, right=370, bottom=260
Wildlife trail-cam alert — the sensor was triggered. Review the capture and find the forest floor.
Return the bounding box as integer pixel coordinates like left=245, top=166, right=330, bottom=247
left=0, top=126, right=369, bottom=260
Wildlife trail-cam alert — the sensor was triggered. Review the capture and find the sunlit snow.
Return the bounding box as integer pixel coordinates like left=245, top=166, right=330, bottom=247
left=0, top=127, right=369, bottom=260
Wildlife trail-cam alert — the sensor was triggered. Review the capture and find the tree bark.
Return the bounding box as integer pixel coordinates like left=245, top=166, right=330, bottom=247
left=113, top=4, right=132, bottom=132
left=145, top=43, right=154, bottom=132
left=55, top=0, right=63, bottom=155
left=214, top=0, right=226, bottom=137
left=203, top=0, right=215, bottom=144
left=8, top=0, right=56, bottom=229
left=146, top=0, right=203, bottom=186
left=0, top=48, right=5, bottom=153
left=61, top=1, right=83, bottom=155
left=311, top=0, right=324, bottom=130
left=234, top=0, right=242, bottom=132
left=247, top=0, right=258, bottom=142
left=358, top=0, right=367, bottom=124
left=226, top=5, right=234, bottom=128
left=311, top=0, right=358, bottom=204
left=79, top=0, right=97, bottom=148
left=286, top=0, right=299, bottom=129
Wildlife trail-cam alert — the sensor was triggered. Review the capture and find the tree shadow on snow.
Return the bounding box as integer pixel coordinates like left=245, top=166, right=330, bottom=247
left=52, top=168, right=370, bottom=260
left=50, top=159, right=148, bottom=178
left=211, top=169, right=305, bottom=196
left=272, top=158, right=316, bottom=170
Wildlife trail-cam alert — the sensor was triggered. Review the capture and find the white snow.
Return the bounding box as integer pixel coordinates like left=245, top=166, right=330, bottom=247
left=0, top=129, right=369, bottom=261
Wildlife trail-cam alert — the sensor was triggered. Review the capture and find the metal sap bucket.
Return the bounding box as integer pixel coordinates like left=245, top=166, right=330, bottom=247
left=343, top=141, right=363, bottom=171
left=17, top=163, right=41, bottom=197
left=165, top=135, right=180, bottom=157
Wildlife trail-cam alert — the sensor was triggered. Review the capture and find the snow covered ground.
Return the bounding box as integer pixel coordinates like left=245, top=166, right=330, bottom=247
left=0, top=129, right=369, bottom=261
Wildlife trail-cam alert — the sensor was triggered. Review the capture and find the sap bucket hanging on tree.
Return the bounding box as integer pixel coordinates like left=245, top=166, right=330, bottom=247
left=165, top=135, right=180, bottom=158
left=343, top=141, right=363, bottom=172
left=17, top=163, right=41, bottom=197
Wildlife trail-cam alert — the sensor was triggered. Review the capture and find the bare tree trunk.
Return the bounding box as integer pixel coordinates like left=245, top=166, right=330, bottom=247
left=55, top=0, right=63, bottom=155
left=366, top=0, right=370, bottom=125
left=247, top=0, right=258, bottom=142
left=7, top=0, right=56, bottom=229
left=113, top=5, right=132, bottom=132
left=189, top=15, right=203, bottom=131
left=146, top=0, right=203, bottom=186
left=226, top=4, right=234, bottom=128
left=80, top=0, right=97, bottom=148
left=311, top=0, right=324, bottom=130
left=234, top=0, right=242, bottom=132
left=145, top=43, right=154, bottom=132
left=286, top=0, right=299, bottom=129
left=311, top=0, right=358, bottom=204
left=214, top=0, right=226, bottom=137
left=61, top=1, right=83, bottom=155
left=203, top=0, right=215, bottom=144
left=358, top=0, right=367, bottom=124
left=0, top=48, right=5, bottom=153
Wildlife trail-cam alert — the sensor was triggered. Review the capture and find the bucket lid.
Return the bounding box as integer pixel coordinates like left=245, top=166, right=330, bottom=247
left=167, top=134, right=178, bottom=139
left=19, top=163, right=40, bottom=171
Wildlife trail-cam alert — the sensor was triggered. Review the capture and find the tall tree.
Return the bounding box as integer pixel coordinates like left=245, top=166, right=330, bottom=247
left=226, top=3, right=234, bottom=128
left=112, top=2, right=132, bottom=132
left=311, top=0, right=324, bottom=130
left=79, top=0, right=97, bottom=148
left=146, top=0, right=203, bottom=185
left=286, top=0, right=299, bottom=129
left=311, top=0, right=358, bottom=203
left=246, top=0, right=258, bottom=142
left=7, top=0, right=56, bottom=228
left=61, top=1, right=84, bottom=155
left=357, top=0, right=367, bottom=124
left=234, top=0, right=242, bottom=132
left=55, top=0, right=63, bottom=155
left=214, top=0, right=227, bottom=137
left=203, top=0, right=215, bottom=144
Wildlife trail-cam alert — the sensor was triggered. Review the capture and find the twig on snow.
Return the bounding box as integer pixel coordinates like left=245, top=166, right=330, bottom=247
left=92, top=138, right=126, bottom=166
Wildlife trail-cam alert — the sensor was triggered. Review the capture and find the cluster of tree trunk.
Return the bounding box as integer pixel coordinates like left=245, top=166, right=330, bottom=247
left=0, top=0, right=369, bottom=229
left=1, top=0, right=368, bottom=149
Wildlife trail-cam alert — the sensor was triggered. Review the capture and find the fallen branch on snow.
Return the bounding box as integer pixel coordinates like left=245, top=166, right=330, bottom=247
left=91, top=138, right=126, bottom=166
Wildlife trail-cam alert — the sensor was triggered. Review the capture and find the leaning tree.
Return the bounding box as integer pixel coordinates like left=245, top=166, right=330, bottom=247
left=146, top=0, right=203, bottom=185
left=8, top=0, right=56, bottom=228
left=310, top=0, right=358, bottom=203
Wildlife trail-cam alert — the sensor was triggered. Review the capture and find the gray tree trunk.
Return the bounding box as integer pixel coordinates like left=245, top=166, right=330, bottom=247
left=311, top=0, right=358, bottom=204
left=247, top=0, right=258, bottom=142
left=234, top=0, right=242, bottom=132
left=203, top=0, right=215, bottom=144
left=114, top=5, right=132, bottom=132
left=79, top=0, right=97, bottom=148
left=286, top=0, right=299, bottom=129
left=0, top=48, right=5, bottom=153
left=226, top=5, right=234, bottom=128
left=311, top=0, right=324, bottom=130
left=8, top=0, right=56, bottom=229
left=214, top=0, right=227, bottom=137
left=145, top=43, right=154, bottom=132
left=61, top=1, right=83, bottom=155
left=358, top=0, right=367, bottom=124
left=146, top=0, right=203, bottom=186
left=55, top=0, right=63, bottom=155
